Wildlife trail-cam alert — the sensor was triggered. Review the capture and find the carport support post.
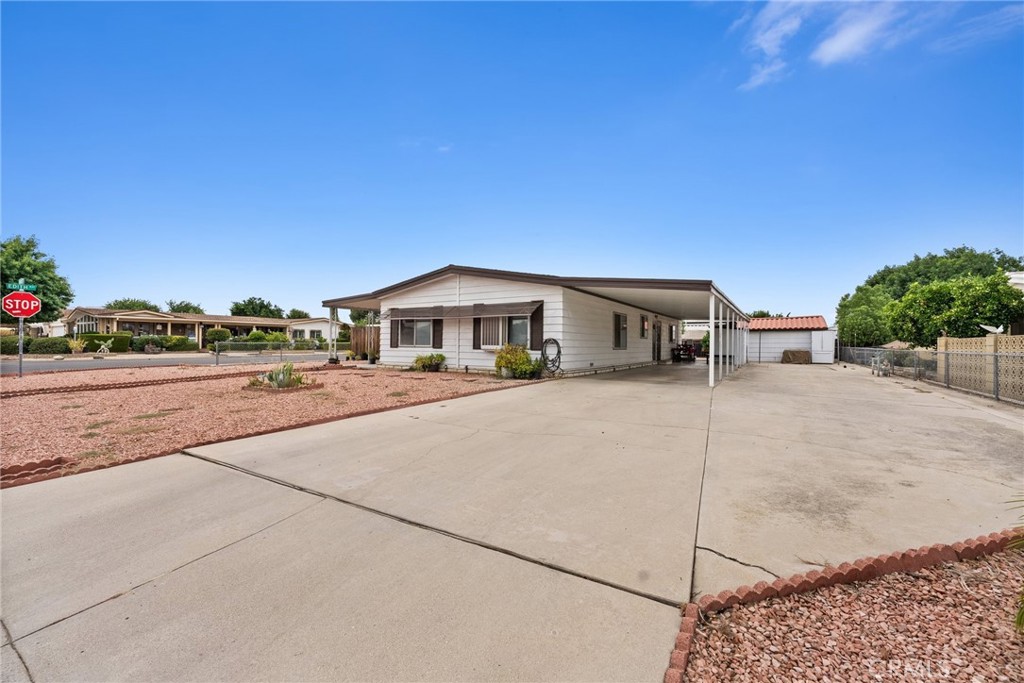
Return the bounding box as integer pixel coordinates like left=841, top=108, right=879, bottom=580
left=718, top=301, right=724, bottom=382
left=708, top=293, right=716, bottom=387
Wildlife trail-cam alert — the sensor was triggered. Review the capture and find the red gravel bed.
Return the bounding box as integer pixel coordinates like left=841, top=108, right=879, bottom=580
left=1, top=365, right=521, bottom=484
left=683, top=550, right=1024, bottom=682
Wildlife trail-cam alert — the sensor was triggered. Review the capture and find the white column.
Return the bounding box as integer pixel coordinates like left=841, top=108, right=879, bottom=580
left=708, top=293, right=716, bottom=387
left=718, top=301, right=724, bottom=381
left=726, top=310, right=732, bottom=375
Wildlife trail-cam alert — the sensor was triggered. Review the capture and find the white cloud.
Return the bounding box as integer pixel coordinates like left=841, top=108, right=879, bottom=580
left=739, top=58, right=788, bottom=91
left=811, top=3, right=902, bottom=66
left=436, top=144, right=452, bottom=154
left=737, top=1, right=813, bottom=90
left=931, top=4, right=1024, bottom=53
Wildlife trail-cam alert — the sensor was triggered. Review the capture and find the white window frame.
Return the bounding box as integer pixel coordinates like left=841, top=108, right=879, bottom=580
left=293, top=329, right=306, bottom=340
left=309, top=329, right=323, bottom=339
left=398, top=319, right=433, bottom=347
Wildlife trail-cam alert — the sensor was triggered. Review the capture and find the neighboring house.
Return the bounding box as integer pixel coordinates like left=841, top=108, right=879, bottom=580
left=746, top=315, right=835, bottom=364
left=61, top=308, right=326, bottom=345
left=323, top=264, right=748, bottom=381
left=287, top=317, right=331, bottom=341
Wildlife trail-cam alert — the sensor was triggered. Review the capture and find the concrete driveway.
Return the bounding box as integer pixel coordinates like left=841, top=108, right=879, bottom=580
left=2, top=362, right=1020, bottom=681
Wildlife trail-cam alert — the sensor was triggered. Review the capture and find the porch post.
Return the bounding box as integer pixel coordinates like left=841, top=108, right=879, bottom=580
left=708, top=293, right=716, bottom=387
left=718, top=301, right=724, bottom=382
left=727, top=310, right=733, bottom=375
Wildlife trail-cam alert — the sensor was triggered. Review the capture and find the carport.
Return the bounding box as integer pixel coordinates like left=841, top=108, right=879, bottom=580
left=324, top=265, right=750, bottom=386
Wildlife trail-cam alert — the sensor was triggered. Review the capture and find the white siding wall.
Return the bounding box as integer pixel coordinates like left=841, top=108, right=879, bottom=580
left=289, top=320, right=331, bottom=338
left=380, top=274, right=564, bottom=371
left=746, top=331, right=812, bottom=363
left=559, top=288, right=670, bottom=371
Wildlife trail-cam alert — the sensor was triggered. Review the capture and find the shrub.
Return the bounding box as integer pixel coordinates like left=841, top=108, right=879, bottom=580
left=247, top=330, right=268, bottom=343
left=413, top=353, right=446, bottom=372
left=131, top=335, right=165, bottom=352
left=162, top=335, right=197, bottom=351
left=80, top=333, right=132, bottom=353
left=205, top=328, right=231, bottom=344
left=293, top=340, right=312, bottom=350
left=1, top=336, right=29, bottom=354
left=266, top=331, right=288, bottom=343
left=494, top=344, right=542, bottom=379
left=67, top=338, right=87, bottom=353
left=27, top=337, right=71, bottom=354
left=249, top=362, right=307, bottom=389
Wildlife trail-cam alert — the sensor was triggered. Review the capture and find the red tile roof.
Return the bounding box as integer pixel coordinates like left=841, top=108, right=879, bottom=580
left=748, top=315, right=829, bottom=331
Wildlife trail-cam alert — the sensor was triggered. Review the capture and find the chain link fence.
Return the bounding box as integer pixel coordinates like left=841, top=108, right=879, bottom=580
left=839, top=346, right=1024, bottom=405
left=213, top=341, right=329, bottom=366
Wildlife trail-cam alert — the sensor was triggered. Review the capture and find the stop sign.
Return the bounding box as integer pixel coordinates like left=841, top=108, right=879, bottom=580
left=2, top=291, right=42, bottom=318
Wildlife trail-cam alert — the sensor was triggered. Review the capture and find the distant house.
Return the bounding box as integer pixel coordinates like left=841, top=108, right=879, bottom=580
left=323, top=264, right=749, bottom=382
left=61, top=308, right=330, bottom=345
left=746, top=315, right=835, bottom=364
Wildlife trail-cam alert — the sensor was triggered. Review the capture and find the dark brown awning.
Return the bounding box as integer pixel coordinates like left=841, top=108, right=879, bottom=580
left=384, top=301, right=542, bottom=320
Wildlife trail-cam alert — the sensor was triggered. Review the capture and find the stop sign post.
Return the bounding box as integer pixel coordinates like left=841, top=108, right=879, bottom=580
left=3, top=290, right=42, bottom=378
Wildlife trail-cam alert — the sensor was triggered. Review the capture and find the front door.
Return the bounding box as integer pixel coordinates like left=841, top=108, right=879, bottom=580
left=652, top=321, right=662, bottom=362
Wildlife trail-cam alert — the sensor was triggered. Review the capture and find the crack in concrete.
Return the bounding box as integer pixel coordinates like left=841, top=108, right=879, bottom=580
left=182, top=450, right=683, bottom=609
left=688, top=385, right=716, bottom=602
left=695, top=545, right=780, bottom=579
left=10, top=499, right=324, bottom=644
left=3, top=618, right=36, bottom=682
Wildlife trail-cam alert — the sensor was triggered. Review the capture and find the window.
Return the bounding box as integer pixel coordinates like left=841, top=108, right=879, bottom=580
left=309, top=330, right=322, bottom=339
left=399, top=319, right=432, bottom=347
left=669, top=325, right=676, bottom=343
left=640, top=315, right=649, bottom=339
left=507, top=316, right=529, bottom=346
left=76, top=315, right=98, bottom=333
left=478, top=315, right=529, bottom=348
left=613, top=313, right=627, bottom=349
left=293, top=330, right=306, bottom=340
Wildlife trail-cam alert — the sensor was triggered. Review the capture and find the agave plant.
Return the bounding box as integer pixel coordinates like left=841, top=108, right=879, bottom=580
left=251, top=362, right=306, bottom=389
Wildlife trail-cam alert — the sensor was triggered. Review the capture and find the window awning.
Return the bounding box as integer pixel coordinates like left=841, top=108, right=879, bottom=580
left=384, top=301, right=542, bottom=320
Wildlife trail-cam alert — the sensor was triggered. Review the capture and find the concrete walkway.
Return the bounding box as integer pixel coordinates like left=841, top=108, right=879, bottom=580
left=2, top=362, right=1020, bottom=681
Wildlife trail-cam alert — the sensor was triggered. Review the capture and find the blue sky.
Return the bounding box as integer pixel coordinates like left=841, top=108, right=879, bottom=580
left=3, top=1, right=1022, bottom=324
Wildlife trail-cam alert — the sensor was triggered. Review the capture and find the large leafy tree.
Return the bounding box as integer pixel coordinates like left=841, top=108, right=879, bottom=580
left=748, top=310, right=783, bottom=318
left=885, top=273, right=1024, bottom=347
left=837, top=246, right=1023, bottom=346
left=835, top=285, right=893, bottom=346
left=230, top=297, right=284, bottom=318
left=0, top=235, right=74, bottom=323
left=286, top=308, right=311, bottom=319
left=865, top=246, right=1023, bottom=300
left=166, top=300, right=205, bottom=314
left=106, top=298, right=161, bottom=311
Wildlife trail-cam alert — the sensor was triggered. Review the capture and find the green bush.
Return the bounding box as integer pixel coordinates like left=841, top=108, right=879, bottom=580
left=494, top=344, right=543, bottom=379
left=413, top=353, right=446, bottom=372
left=247, top=330, right=268, bottom=343
left=162, top=335, right=197, bottom=351
left=80, top=333, right=132, bottom=353
left=204, top=328, right=231, bottom=343
left=1, top=336, right=30, bottom=354
left=293, top=340, right=313, bottom=350
left=266, top=331, right=288, bottom=343
left=27, top=337, right=71, bottom=355
left=249, top=362, right=306, bottom=389
left=131, top=335, right=165, bottom=352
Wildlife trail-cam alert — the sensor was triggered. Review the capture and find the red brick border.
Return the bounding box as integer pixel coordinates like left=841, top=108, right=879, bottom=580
left=663, top=528, right=1022, bottom=683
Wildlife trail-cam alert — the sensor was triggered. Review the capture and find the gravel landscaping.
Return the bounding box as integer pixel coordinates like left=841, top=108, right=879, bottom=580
left=1, top=363, right=521, bottom=474
left=685, top=550, right=1024, bottom=682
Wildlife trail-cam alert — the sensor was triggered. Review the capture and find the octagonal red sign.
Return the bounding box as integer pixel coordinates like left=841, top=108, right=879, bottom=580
left=2, top=291, right=42, bottom=318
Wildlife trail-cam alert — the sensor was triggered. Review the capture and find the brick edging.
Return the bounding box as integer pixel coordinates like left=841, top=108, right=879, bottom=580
left=663, top=528, right=1022, bottom=683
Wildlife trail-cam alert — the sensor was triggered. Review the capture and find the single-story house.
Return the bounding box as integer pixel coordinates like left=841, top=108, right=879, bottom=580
left=323, top=264, right=749, bottom=385
left=61, top=308, right=331, bottom=345
left=745, top=315, right=836, bottom=364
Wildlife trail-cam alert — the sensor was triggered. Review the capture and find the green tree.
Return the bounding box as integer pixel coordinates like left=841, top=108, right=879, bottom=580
left=106, top=298, right=161, bottom=311
left=0, top=235, right=75, bottom=324
left=166, top=300, right=205, bottom=314
left=835, top=285, right=893, bottom=346
left=350, top=309, right=379, bottom=326
left=884, top=273, right=1024, bottom=347
left=230, top=297, right=284, bottom=318
left=748, top=310, right=783, bottom=318
left=865, top=246, right=1023, bottom=300
left=286, top=308, right=311, bottom=319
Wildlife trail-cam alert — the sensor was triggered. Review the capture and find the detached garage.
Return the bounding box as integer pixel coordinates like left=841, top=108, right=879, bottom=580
left=746, top=315, right=836, bottom=364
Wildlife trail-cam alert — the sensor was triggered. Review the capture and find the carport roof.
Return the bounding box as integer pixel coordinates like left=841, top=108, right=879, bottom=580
left=323, top=264, right=747, bottom=321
